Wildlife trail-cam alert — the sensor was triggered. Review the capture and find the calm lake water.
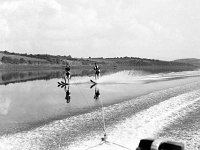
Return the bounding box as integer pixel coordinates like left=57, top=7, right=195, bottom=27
left=0, top=69, right=200, bottom=150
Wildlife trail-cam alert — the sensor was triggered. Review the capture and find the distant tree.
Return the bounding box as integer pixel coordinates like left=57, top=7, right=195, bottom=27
left=19, top=58, right=26, bottom=63
left=56, top=58, right=61, bottom=64
left=28, top=60, right=32, bottom=64
left=3, top=51, right=9, bottom=54
left=66, top=55, right=72, bottom=59
left=1, top=56, right=20, bottom=64
left=1, top=56, right=13, bottom=63
left=62, top=61, right=66, bottom=65
left=21, top=53, right=27, bottom=56
left=13, top=58, right=20, bottom=64
left=82, top=61, right=90, bottom=65
left=46, top=56, right=52, bottom=63
left=65, top=61, right=69, bottom=65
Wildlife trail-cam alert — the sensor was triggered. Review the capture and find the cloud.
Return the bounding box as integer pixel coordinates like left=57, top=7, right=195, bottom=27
left=0, top=0, right=199, bottom=59
left=149, top=21, right=184, bottom=42
left=0, top=0, right=145, bottom=55
left=0, top=0, right=62, bottom=52
left=0, top=17, right=10, bottom=40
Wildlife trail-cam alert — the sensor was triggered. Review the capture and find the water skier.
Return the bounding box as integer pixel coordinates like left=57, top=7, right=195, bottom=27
left=94, top=86, right=100, bottom=100
left=94, top=63, right=100, bottom=80
left=65, top=64, right=71, bottom=83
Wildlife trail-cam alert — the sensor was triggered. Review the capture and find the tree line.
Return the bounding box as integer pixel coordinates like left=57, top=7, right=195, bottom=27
left=1, top=56, right=65, bottom=65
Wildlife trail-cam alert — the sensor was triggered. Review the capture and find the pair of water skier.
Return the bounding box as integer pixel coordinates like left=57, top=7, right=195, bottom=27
left=64, top=63, right=100, bottom=82
left=64, top=63, right=100, bottom=103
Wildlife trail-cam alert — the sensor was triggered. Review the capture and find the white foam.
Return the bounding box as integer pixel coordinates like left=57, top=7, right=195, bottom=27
left=103, top=90, right=200, bottom=149
left=67, top=89, right=200, bottom=150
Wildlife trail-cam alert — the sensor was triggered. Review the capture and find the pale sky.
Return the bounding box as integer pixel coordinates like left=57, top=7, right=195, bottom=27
left=0, top=0, right=200, bottom=60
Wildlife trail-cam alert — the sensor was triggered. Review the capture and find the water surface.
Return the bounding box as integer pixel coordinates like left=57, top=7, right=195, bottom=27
left=0, top=69, right=200, bottom=150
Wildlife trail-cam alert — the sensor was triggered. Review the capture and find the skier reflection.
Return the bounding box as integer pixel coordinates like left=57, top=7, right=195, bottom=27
left=64, top=85, right=71, bottom=103
left=94, top=86, right=100, bottom=100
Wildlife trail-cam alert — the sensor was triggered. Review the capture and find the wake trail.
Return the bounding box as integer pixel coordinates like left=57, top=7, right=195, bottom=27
left=57, top=70, right=200, bottom=85
left=93, top=70, right=200, bottom=84
left=103, top=90, right=200, bottom=149
left=65, top=89, right=200, bottom=150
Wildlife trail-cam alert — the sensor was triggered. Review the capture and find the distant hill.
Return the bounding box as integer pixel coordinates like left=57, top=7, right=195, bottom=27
left=0, top=51, right=199, bottom=72
left=0, top=51, right=97, bottom=67
left=0, top=51, right=110, bottom=71
left=0, top=51, right=71, bottom=65
left=0, top=51, right=49, bottom=64
left=173, top=58, right=200, bottom=67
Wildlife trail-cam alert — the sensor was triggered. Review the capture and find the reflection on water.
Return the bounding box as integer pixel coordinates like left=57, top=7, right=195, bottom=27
left=93, top=85, right=100, bottom=100
left=1, top=66, right=192, bottom=86
left=58, top=77, right=71, bottom=103
left=58, top=82, right=71, bottom=103
left=0, top=70, right=63, bottom=85
left=0, top=68, right=125, bottom=86
left=90, top=82, right=101, bottom=100
left=0, top=69, right=102, bottom=85
left=58, top=78, right=101, bottom=103
left=65, top=85, right=71, bottom=103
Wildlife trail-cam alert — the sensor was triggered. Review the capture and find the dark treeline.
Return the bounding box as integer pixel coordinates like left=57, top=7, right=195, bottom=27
left=0, top=51, right=199, bottom=71
left=1, top=56, right=27, bottom=64
left=1, top=55, right=64, bottom=65
left=0, top=51, right=98, bottom=66
left=1, top=50, right=72, bottom=60
left=0, top=50, right=73, bottom=65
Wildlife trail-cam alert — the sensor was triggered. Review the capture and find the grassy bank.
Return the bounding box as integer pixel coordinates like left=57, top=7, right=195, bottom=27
left=0, top=63, right=198, bottom=73
left=0, top=51, right=199, bottom=73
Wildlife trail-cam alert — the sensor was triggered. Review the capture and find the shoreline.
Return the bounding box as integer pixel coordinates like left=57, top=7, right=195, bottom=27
left=0, top=63, right=198, bottom=72
left=0, top=64, right=199, bottom=86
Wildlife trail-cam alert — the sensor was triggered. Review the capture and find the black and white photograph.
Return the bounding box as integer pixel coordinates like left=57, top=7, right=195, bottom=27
left=0, top=0, right=200, bottom=149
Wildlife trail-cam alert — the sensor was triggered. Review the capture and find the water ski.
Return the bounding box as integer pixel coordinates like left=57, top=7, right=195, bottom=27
left=90, top=79, right=97, bottom=84
left=90, top=83, right=97, bottom=89
left=58, top=81, right=69, bottom=87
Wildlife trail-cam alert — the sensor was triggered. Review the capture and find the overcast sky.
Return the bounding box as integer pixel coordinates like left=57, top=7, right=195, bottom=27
left=0, top=0, right=200, bottom=60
